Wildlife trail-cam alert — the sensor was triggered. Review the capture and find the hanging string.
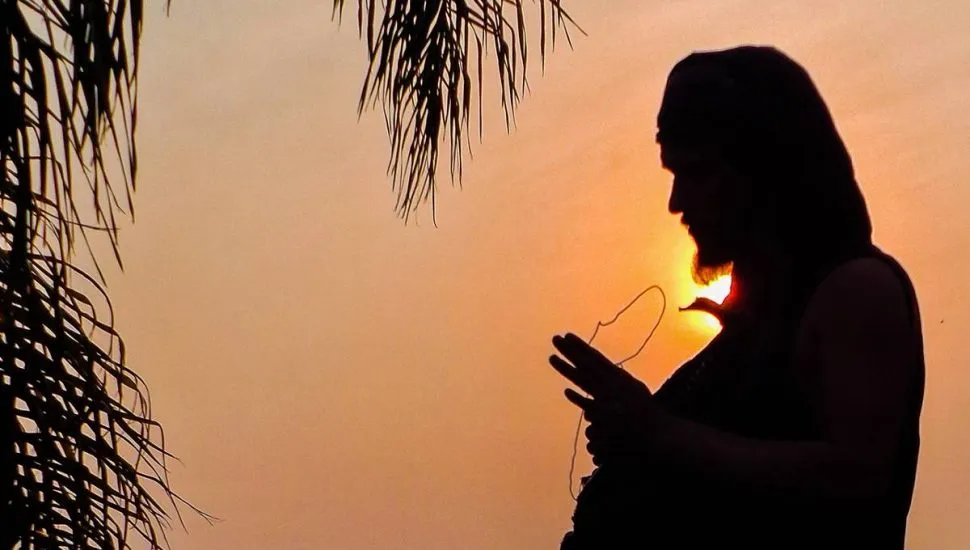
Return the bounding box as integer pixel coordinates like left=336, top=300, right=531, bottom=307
left=567, top=284, right=667, bottom=501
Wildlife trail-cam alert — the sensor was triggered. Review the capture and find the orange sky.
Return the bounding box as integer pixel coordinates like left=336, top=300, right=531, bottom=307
left=105, top=1, right=970, bottom=548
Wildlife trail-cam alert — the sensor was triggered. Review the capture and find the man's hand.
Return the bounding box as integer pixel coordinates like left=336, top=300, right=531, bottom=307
left=550, top=333, right=658, bottom=466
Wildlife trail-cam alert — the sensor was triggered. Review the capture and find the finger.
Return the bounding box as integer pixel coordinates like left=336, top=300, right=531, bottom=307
left=586, top=433, right=619, bottom=467
left=557, top=335, right=655, bottom=402
left=553, top=334, right=626, bottom=391
left=566, top=390, right=615, bottom=425
left=551, top=356, right=604, bottom=396
left=587, top=440, right=616, bottom=466
left=551, top=347, right=614, bottom=398
left=555, top=333, right=617, bottom=371
left=564, top=388, right=596, bottom=410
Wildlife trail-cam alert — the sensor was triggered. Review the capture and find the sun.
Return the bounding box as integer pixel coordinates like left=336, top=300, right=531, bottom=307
left=691, top=274, right=732, bottom=332
left=695, top=274, right=732, bottom=304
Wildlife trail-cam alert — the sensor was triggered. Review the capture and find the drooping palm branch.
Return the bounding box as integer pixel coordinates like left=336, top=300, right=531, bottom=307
left=0, top=1, right=205, bottom=548
left=1, top=0, right=578, bottom=545
left=333, top=0, right=581, bottom=220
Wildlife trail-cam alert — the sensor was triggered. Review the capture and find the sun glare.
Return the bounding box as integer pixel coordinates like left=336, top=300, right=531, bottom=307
left=691, top=274, right=732, bottom=333
left=695, top=274, right=732, bottom=305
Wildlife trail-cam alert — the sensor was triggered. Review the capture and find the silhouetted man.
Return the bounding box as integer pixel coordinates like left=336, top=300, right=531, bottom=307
left=550, top=46, right=925, bottom=549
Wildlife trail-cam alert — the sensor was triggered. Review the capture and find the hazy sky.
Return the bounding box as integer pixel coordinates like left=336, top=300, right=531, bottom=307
left=103, top=1, right=970, bottom=548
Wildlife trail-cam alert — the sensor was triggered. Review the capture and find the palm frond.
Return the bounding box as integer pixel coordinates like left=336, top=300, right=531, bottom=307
left=0, top=1, right=207, bottom=548
left=334, top=0, right=582, bottom=221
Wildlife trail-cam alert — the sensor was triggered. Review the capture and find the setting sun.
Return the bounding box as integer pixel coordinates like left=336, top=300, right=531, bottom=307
left=696, top=274, right=732, bottom=304
left=691, top=274, right=732, bottom=332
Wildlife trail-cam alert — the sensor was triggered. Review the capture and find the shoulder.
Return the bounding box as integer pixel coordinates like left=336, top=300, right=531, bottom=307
left=801, top=254, right=918, bottom=356
left=795, top=256, right=923, bottom=456
left=807, top=256, right=913, bottom=326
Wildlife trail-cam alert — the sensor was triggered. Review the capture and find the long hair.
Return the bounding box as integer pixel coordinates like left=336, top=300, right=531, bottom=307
left=656, top=45, right=872, bottom=307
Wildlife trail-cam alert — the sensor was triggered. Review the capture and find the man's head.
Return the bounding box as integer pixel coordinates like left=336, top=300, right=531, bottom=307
left=656, top=46, right=872, bottom=284
left=661, top=138, right=748, bottom=283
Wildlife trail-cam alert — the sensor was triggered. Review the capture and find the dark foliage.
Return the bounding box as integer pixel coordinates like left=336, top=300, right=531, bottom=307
left=334, top=0, right=581, bottom=220
left=0, top=1, right=207, bottom=548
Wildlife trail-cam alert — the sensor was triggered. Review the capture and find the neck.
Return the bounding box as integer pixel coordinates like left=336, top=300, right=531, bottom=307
left=725, top=240, right=795, bottom=318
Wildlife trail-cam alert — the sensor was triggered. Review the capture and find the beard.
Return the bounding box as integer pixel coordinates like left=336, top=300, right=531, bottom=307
left=691, top=232, right=733, bottom=285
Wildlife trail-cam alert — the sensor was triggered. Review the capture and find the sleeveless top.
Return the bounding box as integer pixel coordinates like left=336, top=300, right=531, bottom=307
left=561, top=245, right=925, bottom=549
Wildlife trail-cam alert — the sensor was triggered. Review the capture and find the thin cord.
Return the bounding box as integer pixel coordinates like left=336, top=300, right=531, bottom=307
left=567, top=284, right=667, bottom=501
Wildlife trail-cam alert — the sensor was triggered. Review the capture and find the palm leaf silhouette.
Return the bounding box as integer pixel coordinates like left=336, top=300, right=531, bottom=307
left=0, top=1, right=207, bottom=548
left=333, top=0, right=581, bottom=220
left=2, top=1, right=579, bottom=546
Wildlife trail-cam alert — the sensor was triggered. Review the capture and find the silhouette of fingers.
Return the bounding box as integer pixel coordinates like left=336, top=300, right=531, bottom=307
left=566, top=390, right=626, bottom=465
left=551, top=333, right=625, bottom=398
left=565, top=389, right=622, bottom=424
left=550, top=355, right=605, bottom=396
left=554, top=333, right=616, bottom=372
left=564, top=387, right=596, bottom=411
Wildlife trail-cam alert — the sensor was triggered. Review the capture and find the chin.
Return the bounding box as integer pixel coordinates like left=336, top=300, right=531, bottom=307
left=693, top=232, right=727, bottom=264
left=692, top=242, right=733, bottom=285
